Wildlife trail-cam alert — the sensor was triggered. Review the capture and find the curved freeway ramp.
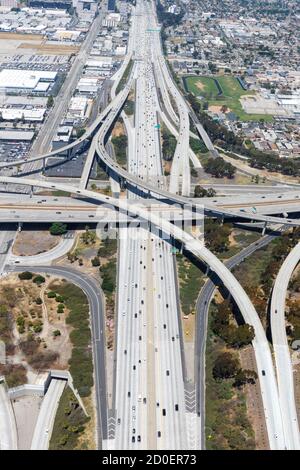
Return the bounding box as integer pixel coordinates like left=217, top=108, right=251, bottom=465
left=31, top=379, right=66, bottom=450
left=0, top=380, right=18, bottom=450
left=271, top=242, right=300, bottom=449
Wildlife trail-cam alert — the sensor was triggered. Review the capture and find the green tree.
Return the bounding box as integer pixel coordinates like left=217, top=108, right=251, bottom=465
left=49, top=222, right=68, bottom=236
left=16, top=315, right=25, bottom=334
left=76, top=128, right=85, bottom=138
left=47, top=95, right=54, bottom=108
left=91, top=257, right=100, bottom=267
left=213, top=352, right=240, bottom=380
left=234, top=369, right=258, bottom=387
left=33, top=275, right=45, bottom=285
left=47, top=291, right=56, bottom=299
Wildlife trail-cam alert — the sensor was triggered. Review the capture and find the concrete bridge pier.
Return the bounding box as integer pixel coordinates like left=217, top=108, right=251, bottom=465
left=262, top=221, right=268, bottom=235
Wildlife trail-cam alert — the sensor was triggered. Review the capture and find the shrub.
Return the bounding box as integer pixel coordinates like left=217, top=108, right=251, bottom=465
left=16, top=315, right=25, bottom=334
left=57, top=304, right=65, bottom=314
left=32, top=320, right=43, bottom=334
left=33, top=275, right=45, bottom=285
left=18, top=271, right=33, bottom=280
left=91, top=257, right=100, bottom=267
left=49, top=222, right=68, bottom=236
left=213, top=352, right=240, bottom=380
left=47, top=291, right=56, bottom=299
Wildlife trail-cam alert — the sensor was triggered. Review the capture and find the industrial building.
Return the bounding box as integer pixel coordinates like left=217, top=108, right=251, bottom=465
left=0, top=107, right=46, bottom=122
left=0, top=69, right=57, bottom=94
left=0, top=130, right=35, bottom=142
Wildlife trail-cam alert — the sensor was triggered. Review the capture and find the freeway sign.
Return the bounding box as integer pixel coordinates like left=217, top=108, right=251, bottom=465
left=154, top=124, right=161, bottom=129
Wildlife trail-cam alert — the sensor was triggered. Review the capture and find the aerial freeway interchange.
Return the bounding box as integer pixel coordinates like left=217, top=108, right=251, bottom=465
left=0, top=0, right=299, bottom=451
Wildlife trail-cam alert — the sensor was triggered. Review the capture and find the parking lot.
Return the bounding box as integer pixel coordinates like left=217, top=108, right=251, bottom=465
left=1, top=54, right=71, bottom=73
left=45, top=152, right=97, bottom=178
left=0, top=141, right=31, bottom=163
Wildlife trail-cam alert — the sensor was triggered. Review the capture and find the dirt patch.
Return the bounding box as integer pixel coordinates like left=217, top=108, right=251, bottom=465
left=228, top=231, right=238, bottom=248
left=112, top=120, right=125, bottom=138
left=208, top=105, right=231, bottom=113
left=18, top=42, right=79, bottom=55
left=42, top=279, right=73, bottom=368
left=128, top=88, right=135, bottom=100
left=0, top=274, right=72, bottom=374
left=0, top=32, right=44, bottom=41
left=195, top=80, right=205, bottom=91
left=13, top=230, right=61, bottom=256
left=239, top=346, right=269, bottom=449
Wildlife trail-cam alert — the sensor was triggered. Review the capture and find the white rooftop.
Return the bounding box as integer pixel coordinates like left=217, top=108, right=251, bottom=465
left=0, top=69, right=57, bottom=90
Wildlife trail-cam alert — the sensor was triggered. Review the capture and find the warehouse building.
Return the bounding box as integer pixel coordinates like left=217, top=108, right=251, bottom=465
left=0, top=69, right=57, bottom=94
left=0, top=107, right=46, bottom=122
left=0, top=130, right=35, bottom=142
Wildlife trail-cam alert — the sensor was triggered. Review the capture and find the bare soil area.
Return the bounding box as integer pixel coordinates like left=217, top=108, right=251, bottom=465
left=112, top=120, right=125, bottom=137
left=240, top=346, right=269, bottom=449
left=195, top=81, right=205, bottom=91
left=0, top=32, right=44, bottom=41
left=0, top=274, right=72, bottom=374
left=13, top=230, right=61, bottom=256
left=18, top=42, right=79, bottom=54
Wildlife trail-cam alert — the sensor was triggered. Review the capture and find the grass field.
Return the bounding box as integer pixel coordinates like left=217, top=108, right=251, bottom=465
left=177, top=254, right=205, bottom=315
left=184, top=75, right=273, bottom=122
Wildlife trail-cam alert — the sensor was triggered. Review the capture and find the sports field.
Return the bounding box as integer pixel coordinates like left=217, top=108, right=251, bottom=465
left=184, top=75, right=273, bottom=122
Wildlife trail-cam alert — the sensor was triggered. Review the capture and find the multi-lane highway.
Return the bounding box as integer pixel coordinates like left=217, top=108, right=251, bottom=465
left=112, top=2, right=196, bottom=449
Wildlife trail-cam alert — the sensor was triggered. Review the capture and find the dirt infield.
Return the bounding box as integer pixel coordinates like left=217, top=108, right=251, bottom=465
left=195, top=80, right=205, bottom=91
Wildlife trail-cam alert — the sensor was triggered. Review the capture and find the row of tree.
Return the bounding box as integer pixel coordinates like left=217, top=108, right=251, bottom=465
left=211, top=300, right=255, bottom=348
left=194, top=185, right=216, bottom=198
left=203, top=157, right=236, bottom=178
left=213, top=351, right=257, bottom=387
